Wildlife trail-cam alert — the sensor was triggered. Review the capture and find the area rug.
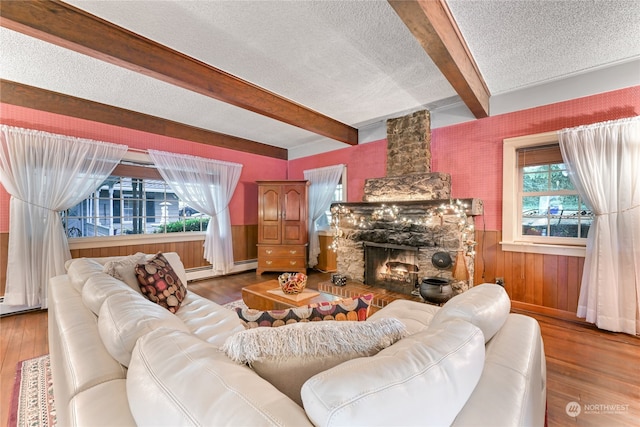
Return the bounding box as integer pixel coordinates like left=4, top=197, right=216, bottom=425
left=8, top=354, right=56, bottom=427
left=223, top=299, right=248, bottom=310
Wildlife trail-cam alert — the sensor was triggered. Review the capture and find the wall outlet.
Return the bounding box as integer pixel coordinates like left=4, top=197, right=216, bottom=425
left=495, top=277, right=504, bottom=286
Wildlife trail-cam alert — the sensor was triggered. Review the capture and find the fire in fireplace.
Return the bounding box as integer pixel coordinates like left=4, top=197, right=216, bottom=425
left=364, top=242, right=419, bottom=294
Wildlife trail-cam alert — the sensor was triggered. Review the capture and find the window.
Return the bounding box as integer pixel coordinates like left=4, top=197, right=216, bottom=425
left=62, top=162, right=210, bottom=238
left=502, top=132, right=591, bottom=256
left=318, top=167, right=347, bottom=229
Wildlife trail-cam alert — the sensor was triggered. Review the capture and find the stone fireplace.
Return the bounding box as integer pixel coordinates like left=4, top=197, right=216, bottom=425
left=330, top=110, right=482, bottom=297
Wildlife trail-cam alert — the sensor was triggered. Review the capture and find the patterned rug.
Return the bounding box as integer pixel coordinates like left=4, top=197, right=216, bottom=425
left=223, top=298, right=248, bottom=310
left=8, top=354, right=56, bottom=427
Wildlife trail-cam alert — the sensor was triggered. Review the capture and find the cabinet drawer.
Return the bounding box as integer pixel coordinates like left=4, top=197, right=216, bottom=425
left=258, top=257, right=306, bottom=269
left=258, top=245, right=305, bottom=258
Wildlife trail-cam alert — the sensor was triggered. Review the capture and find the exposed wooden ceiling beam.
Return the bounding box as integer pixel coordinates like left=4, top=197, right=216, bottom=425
left=0, top=80, right=288, bottom=160
left=388, top=0, right=490, bottom=118
left=0, top=0, right=358, bottom=146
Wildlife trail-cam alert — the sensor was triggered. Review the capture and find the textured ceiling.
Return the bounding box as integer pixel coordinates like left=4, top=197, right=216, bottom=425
left=447, top=0, right=640, bottom=94
left=1, top=0, right=639, bottom=159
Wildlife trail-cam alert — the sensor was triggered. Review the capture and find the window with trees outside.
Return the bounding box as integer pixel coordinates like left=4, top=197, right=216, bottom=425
left=502, top=132, right=592, bottom=256
left=62, top=163, right=210, bottom=238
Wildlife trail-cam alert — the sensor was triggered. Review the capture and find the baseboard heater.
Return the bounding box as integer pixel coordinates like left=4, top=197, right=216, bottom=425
left=186, top=259, right=257, bottom=282
left=0, top=296, right=43, bottom=317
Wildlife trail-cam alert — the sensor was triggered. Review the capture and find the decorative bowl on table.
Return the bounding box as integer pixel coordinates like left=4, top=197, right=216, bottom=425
left=278, top=272, right=307, bottom=295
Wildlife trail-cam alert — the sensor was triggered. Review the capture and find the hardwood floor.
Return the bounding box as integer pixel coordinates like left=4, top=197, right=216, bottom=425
left=1, top=270, right=638, bottom=427
left=0, top=309, right=49, bottom=427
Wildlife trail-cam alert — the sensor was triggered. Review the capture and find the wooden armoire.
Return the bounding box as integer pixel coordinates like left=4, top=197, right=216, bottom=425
left=256, top=180, right=309, bottom=275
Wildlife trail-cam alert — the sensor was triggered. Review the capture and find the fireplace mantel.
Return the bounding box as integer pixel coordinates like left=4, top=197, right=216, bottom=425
left=331, top=198, right=483, bottom=217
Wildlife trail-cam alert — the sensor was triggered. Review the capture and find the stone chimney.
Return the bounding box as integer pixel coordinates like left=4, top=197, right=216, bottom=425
left=386, top=109, right=431, bottom=176
left=362, top=109, right=451, bottom=202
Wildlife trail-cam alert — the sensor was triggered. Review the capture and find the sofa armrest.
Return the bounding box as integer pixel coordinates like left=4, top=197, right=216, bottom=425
left=452, top=314, right=547, bottom=427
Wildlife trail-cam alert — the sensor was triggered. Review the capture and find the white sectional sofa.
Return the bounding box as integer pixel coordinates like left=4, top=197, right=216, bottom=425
left=48, top=252, right=546, bottom=426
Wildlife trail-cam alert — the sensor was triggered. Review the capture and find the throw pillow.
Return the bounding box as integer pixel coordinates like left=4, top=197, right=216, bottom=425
left=235, top=293, right=373, bottom=328
left=135, top=252, right=188, bottom=313
left=222, top=318, right=407, bottom=406
left=102, top=252, right=147, bottom=293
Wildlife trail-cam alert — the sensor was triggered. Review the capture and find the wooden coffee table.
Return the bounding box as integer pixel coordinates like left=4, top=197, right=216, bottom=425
left=242, top=280, right=341, bottom=310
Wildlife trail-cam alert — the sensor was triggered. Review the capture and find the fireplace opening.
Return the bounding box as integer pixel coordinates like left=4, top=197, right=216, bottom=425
left=364, top=242, right=419, bottom=295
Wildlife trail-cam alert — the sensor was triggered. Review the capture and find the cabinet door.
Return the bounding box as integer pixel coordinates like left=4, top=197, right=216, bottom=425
left=282, top=184, right=307, bottom=245
left=258, top=184, right=281, bottom=244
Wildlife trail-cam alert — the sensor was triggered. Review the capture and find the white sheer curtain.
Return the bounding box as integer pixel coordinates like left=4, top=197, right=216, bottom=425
left=0, top=125, right=127, bottom=308
left=558, top=116, right=640, bottom=335
left=304, top=164, right=344, bottom=268
left=148, top=150, right=242, bottom=275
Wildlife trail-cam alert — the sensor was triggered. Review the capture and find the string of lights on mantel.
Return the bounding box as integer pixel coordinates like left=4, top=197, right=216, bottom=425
left=329, top=199, right=478, bottom=257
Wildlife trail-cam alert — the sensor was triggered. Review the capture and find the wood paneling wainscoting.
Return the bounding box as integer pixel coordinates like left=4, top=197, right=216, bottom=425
left=475, top=229, right=586, bottom=322
left=0, top=233, right=7, bottom=296
left=70, top=239, right=210, bottom=269
left=0, top=225, right=258, bottom=294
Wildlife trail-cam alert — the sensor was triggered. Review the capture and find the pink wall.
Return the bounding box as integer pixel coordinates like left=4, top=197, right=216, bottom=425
left=288, top=139, right=387, bottom=202
left=291, top=86, right=640, bottom=230
left=2, top=86, right=638, bottom=233
left=0, top=104, right=288, bottom=232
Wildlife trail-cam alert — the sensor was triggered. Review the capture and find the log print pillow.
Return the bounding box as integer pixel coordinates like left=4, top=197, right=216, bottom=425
left=135, top=252, right=187, bottom=313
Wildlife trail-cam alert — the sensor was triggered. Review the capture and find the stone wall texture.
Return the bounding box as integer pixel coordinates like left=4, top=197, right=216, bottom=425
left=386, top=109, right=431, bottom=177
left=362, top=172, right=451, bottom=202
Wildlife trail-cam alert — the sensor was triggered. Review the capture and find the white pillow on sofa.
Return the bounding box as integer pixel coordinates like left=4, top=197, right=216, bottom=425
left=429, top=283, right=510, bottom=343
left=98, top=292, right=189, bottom=367
left=222, top=318, right=407, bottom=406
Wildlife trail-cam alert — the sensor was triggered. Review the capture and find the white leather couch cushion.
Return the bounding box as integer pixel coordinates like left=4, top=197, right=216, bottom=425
left=98, top=292, right=189, bottom=366
left=127, top=328, right=313, bottom=427
left=175, top=292, right=245, bottom=347
left=68, top=379, right=136, bottom=427
left=367, top=298, right=440, bottom=335
left=82, top=273, right=140, bottom=315
left=301, top=318, right=485, bottom=427
left=429, top=283, right=510, bottom=343
left=66, top=258, right=105, bottom=292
